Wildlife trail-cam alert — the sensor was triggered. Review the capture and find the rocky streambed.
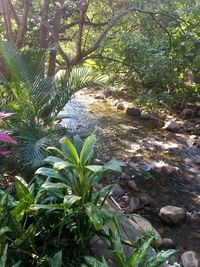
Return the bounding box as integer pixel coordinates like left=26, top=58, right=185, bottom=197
left=59, top=88, right=200, bottom=266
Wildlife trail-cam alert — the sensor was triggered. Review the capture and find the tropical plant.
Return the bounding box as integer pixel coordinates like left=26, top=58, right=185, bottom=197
left=0, top=134, right=125, bottom=266
left=0, top=41, right=106, bottom=169
left=0, top=112, right=17, bottom=156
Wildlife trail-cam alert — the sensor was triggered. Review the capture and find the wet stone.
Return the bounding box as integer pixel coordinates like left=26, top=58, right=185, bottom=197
left=159, top=206, right=186, bottom=224
left=161, top=238, right=176, bottom=249
left=126, top=107, right=141, bottom=117
left=112, top=184, right=125, bottom=197
left=129, top=197, right=141, bottom=212
left=181, top=251, right=199, bottom=267
left=127, top=180, right=139, bottom=191
left=163, top=121, right=180, bottom=132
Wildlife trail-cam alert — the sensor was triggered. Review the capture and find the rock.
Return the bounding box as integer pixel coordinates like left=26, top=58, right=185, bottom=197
left=132, top=214, right=162, bottom=246
left=127, top=180, right=139, bottom=191
left=129, top=197, right=141, bottom=212
left=182, top=108, right=194, bottom=119
left=140, top=195, right=151, bottom=207
left=116, top=102, right=126, bottom=110
left=121, top=195, right=130, bottom=204
left=126, top=107, right=141, bottom=117
left=112, top=184, right=125, bottom=197
left=163, top=121, right=180, bottom=132
left=181, top=251, right=199, bottom=267
left=161, top=238, right=176, bottom=249
left=141, top=113, right=151, bottom=120
left=159, top=206, right=186, bottom=224
left=198, top=111, right=200, bottom=117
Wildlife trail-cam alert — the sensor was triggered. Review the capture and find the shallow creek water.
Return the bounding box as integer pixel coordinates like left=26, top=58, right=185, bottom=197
left=60, top=90, right=200, bottom=255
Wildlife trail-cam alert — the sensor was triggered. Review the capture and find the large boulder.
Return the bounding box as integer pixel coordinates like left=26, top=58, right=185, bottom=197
left=126, top=107, right=141, bottom=117
left=163, top=121, right=180, bottom=132
left=181, top=251, right=199, bottom=267
left=159, top=206, right=186, bottom=224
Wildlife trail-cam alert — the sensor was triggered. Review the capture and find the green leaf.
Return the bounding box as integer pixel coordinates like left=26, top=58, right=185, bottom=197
left=127, top=236, right=154, bottom=267
left=15, top=176, right=31, bottom=200
left=62, top=136, right=80, bottom=164
left=41, top=181, right=68, bottom=190
left=85, top=202, right=104, bottom=231
left=80, top=134, right=96, bottom=166
left=0, top=244, right=8, bottom=267
left=145, top=249, right=176, bottom=267
left=35, top=167, right=65, bottom=182
left=85, top=165, right=103, bottom=172
left=54, top=161, right=74, bottom=170
left=45, top=156, right=64, bottom=165
left=48, top=250, right=62, bottom=267
left=83, top=257, right=109, bottom=267
left=0, top=227, right=11, bottom=236
left=63, top=195, right=81, bottom=209
left=104, top=160, right=126, bottom=172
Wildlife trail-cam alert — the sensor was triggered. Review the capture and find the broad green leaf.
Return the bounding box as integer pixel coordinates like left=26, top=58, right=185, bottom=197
left=29, top=203, right=63, bottom=211
left=41, top=182, right=68, bottom=190
left=85, top=202, right=104, bottom=231
left=80, top=134, right=96, bottom=165
left=35, top=167, right=65, bottom=181
left=63, top=195, right=81, bottom=209
left=54, top=161, right=74, bottom=170
left=45, top=156, right=64, bottom=165
left=144, top=249, right=176, bottom=267
left=0, top=227, right=11, bottom=236
left=63, top=136, right=80, bottom=164
left=104, top=160, right=126, bottom=172
left=85, top=165, right=103, bottom=172
left=15, top=176, right=31, bottom=201
left=0, top=244, right=8, bottom=267
left=48, top=250, right=62, bottom=267
left=127, top=236, right=154, bottom=266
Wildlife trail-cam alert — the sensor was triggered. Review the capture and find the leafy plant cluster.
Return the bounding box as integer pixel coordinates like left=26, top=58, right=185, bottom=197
left=97, top=0, right=200, bottom=108
left=0, top=134, right=176, bottom=266
left=0, top=42, right=105, bottom=169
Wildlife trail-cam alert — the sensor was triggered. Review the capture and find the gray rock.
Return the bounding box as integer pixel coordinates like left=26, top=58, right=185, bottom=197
left=181, top=108, right=194, bottom=119
left=163, top=121, right=180, bottom=132
left=140, top=195, right=151, bottom=207
left=126, top=107, right=141, bottom=117
left=121, top=195, right=130, bottom=204
left=159, top=206, right=186, bottom=224
left=161, top=238, right=176, bottom=249
left=129, top=197, right=141, bottom=212
left=127, top=180, right=139, bottom=191
left=181, top=251, right=199, bottom=267
left=132, top=214, right=162, bottom=246
left=112, top=184, right=125, bottom=197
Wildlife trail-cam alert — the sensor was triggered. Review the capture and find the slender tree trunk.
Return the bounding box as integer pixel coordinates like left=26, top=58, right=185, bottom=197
left=39, top=0, right=51, bottom=48
left=0, top=0, right=13, bottom=43
left=47, top=8, right=62, bottom=76
left=15, top=0, right=31, bottom=49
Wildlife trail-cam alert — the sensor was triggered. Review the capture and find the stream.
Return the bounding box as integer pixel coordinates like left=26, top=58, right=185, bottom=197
left=59, top=89, right=200, bottom=255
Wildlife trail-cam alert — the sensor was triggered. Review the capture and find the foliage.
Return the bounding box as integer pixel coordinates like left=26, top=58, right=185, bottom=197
left=0, top=42, right=105, bottom=169
left=0, top=112, right=17, bottom=156
left=0, top=134, right=125, bottom=266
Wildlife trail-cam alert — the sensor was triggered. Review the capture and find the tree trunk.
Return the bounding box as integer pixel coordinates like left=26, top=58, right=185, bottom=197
left=47, top=8, right=62, bottom=76
left=15, top=0, right=31, bottom=49
left=39, top=0, right=51, bottom=48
